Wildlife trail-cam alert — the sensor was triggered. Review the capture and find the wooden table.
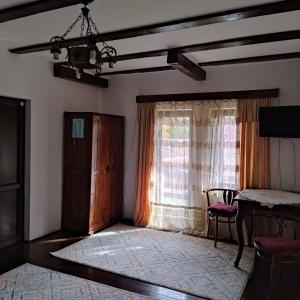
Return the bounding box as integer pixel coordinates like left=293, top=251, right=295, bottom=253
left=234, top=189, right=300, bottom=267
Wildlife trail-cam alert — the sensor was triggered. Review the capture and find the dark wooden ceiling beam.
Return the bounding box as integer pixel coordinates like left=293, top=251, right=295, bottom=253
left=53, top=64, right=108, bottom=88
left=0, top=0, right=83, bottom=23
left=100, top=66, right=173, bottom=76
left=136, top=89, right=280, bottom=103
left=9, top=1, right=300, bottom=54
left=112, top=30, right=300, bottom=62
left=199, top=52, right=300, bottom=66
left=58, top=51, right=300, bottom=77
left=167, top=49, right=206, bottom=80
left=60, top=51, right=300, bottom=77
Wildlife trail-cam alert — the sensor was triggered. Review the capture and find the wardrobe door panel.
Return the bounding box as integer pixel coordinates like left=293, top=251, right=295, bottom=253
left=62, top=113, right=93, bottom=233
left=90, top=115, right=113, bottom=232
left=97, top=116, right=111, bottom=171
left=90, top=173, right=111, bottom=232
left=109, top=118, right=124, bottom=222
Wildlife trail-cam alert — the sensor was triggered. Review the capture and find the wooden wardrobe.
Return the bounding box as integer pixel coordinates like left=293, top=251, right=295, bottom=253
left=62, top=112, right=124, bottom=234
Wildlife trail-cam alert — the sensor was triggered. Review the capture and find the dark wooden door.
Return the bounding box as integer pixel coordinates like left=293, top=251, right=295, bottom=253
left=0, top=98, right=25, bottom=248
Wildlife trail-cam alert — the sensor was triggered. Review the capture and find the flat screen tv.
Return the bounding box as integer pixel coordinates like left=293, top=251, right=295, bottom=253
left=259, top=106, right=300, bottom=138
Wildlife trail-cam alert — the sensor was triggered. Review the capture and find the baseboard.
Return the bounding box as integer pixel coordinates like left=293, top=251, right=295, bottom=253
left=120, top=218, right=134, bottom=226
left=28, top=230, right=62, bottom=243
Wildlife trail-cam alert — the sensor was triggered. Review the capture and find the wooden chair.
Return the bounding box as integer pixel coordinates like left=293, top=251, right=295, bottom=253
left=205, top=188, right=238, bottom=247
left=253, top=212, right=300, bottom=300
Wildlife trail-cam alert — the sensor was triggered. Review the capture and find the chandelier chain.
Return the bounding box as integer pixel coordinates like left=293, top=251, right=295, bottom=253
left=80, top=17, right=85, bottom=37
left=89, top=14, right=101, bottom=36
left=85, top=15, right=92, bottom=37
left=61, top=13, right=83, bottom=39
left=88, top=13, right=110, bottom=48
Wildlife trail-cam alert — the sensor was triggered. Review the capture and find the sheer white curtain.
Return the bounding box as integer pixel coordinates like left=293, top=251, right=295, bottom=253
left=148, top=100, right=239, bottom=235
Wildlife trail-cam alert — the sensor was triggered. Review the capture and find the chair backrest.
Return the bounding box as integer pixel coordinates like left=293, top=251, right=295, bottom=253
left=253, top=211, right=300, bottom=238
left=205, top=188, right=238, bottom=207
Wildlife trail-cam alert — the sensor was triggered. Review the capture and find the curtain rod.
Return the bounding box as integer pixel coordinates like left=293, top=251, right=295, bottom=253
left=136, top=88, right=279, bottom=103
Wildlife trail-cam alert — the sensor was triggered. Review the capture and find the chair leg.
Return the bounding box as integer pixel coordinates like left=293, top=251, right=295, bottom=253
left=214, top=216, right=219, bottom=247
left=251, top=249, right=258, bottom=281
left=207, top=217, right=211, bottom=238
left=228, top=217, right=233, bottom=241
left=270, top=255, right=279, bottom=300
left=248, top=212, right=254, bottom=245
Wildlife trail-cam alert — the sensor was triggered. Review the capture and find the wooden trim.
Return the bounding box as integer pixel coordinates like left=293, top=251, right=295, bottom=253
left=112, top=30, right=300, bottom=62
left=0, top=237, right=22, bottom=249
left=167, top=50, right=206, bottom=81
left=0, top=95, right=29, bottom=103
left=136, top=89, right=279, bottom=103
left=28, top=230, right=63, bottom=243
left=0, top=184, right=21, bottom=193
left=63, top=112, right=125, bottom=118
left=0, top=0, right=82, bottom=24
left=53, top=65, right=108, bottom=88
left=9, top=1, right=300, bottom=54
left=0, top=97, right=26, bottom=249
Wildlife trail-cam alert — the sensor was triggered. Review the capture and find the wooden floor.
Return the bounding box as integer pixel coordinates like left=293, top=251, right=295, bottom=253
left=0, top=229, right=264, bottom=300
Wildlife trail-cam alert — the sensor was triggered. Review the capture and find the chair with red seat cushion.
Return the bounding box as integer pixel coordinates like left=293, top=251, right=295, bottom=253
left=208, top=202, right=237, bottom=216
left=205, top=188, right=238, bottom=247
left=255, top=237, right=300, bottom=255
left=253, top=213, right=300, bottom=300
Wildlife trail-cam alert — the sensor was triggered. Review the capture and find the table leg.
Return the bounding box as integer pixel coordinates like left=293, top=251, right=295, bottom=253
left=234, top=204, right=247, bottom=267
left=247, top=212, right=254, bottom=246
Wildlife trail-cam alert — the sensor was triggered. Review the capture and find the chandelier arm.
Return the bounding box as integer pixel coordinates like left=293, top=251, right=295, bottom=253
left=102, top=41, right=109, bottom=48
left=101, top=46, right=117, bottom=57
left=50, top=36, right=69, bottom=50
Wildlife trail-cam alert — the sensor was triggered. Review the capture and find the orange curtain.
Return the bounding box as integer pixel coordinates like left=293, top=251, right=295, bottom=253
left=134, top=103, right=155, bottom=226
left=238, top=98, right=273, bottom=242
left=238, top=98, right=271, bottom=190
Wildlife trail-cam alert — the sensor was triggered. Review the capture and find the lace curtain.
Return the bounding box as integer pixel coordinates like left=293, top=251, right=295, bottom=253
left=148, top=100, right=239, bottom=235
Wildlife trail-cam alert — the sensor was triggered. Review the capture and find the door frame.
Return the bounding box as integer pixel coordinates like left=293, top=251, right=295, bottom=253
left=0, top=95, right=30, bottom=247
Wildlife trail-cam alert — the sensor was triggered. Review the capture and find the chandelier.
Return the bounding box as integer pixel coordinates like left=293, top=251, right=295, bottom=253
left=50, top=0, right=117, bottom=76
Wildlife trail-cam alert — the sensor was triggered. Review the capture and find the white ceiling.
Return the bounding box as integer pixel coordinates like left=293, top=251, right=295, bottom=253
left=0, top=0, right=299, bottom=73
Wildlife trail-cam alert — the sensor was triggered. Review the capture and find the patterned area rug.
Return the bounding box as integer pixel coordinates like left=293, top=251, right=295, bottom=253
left=0, top=263, right=152, bottom=299
left=52, top=224, right=254, bottom=300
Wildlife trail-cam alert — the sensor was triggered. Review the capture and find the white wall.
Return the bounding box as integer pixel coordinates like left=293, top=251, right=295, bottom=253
left=0, top=42, right=103, bottom=240
left=103, top=59, right=300, bottom=219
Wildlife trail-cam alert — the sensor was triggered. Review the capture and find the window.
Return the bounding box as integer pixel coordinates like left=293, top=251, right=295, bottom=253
left=149, top=101, right=239, bottom=233
left=155, top=110, right=191, bottom=205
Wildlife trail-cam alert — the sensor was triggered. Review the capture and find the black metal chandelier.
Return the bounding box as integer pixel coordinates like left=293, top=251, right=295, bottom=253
left=50, top=0, right=117, bottom=76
